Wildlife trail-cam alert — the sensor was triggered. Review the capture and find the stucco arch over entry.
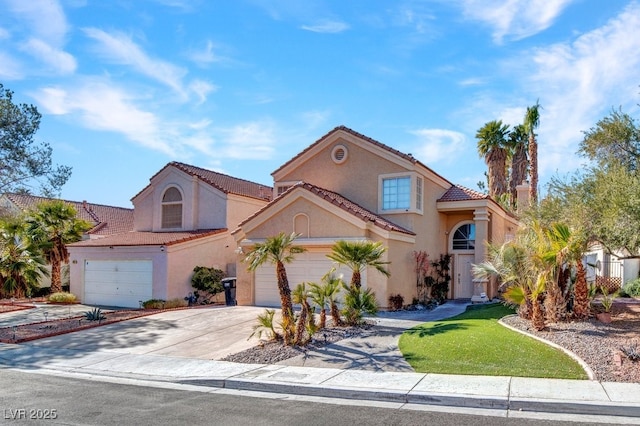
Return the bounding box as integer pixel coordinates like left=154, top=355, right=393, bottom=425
left=449, top=220, right=475, bottom=299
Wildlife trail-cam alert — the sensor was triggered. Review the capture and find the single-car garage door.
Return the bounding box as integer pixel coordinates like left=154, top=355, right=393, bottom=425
left=84, top=260, right=153, bottom=308
left=254, top=252, right=360, bottom=307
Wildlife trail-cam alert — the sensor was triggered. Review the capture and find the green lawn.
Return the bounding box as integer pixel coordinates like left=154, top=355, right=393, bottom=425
left=398, top=304, right=588, bottom=379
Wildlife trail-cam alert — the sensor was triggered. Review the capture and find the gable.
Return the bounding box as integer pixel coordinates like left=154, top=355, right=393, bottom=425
left=271, top=126, right=451, bottom=214
left=237, top=182, right=415, bottom=243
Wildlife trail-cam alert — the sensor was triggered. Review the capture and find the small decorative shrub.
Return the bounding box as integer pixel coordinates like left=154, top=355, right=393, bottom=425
left=48, top=292, right=77, bottom=304
left=84, top=307, right=106, bottom=321
left=163, top=298, right=188, bottom=309
left=191, top=266, right=225, bottom=303
left=620, top=278, right=640, bottom=297
left=249, top=309, right=281, bottom=341
left=388, top=294, right=404, bottom=311
left=342, top=284, right=378, bottom=326
left=142, top=299, right=165, bottom=309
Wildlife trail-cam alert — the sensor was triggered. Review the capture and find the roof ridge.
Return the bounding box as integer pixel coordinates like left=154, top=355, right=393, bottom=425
left=170, top=161, right=273, bottom=191
left=4, top=192, right=132, bottom=211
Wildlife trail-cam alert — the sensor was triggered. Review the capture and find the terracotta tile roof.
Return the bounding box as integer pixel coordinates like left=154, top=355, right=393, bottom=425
left=239, top=182, right=415, bottom=236
left=2, top=193, right=134, bottom=236
left=133, top=162, right=273, bottom=202
left=68, top=229, right=227, bottom=247
left=437, top=185, right=489, bottom=202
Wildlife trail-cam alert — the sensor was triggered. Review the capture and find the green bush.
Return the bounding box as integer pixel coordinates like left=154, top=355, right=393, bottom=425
left=48, top=292, right=77, bottom=304
left=164, top=298, right=188, bottom=309
left=341, top=284, right=378, bottom=325
left=142, top=299, right=165, bottom=309
left=191, top=266, right=225, bottom=303
left=84, top=307, right=105, bottom=321
left=621, top=278, right=640, bottom=297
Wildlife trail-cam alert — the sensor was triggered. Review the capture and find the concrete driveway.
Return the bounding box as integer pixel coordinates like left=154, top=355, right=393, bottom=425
left=20, top=306, right=268, bottom=360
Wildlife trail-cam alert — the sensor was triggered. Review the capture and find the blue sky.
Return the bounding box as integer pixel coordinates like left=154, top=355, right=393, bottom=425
left=1, top=0, right=639, bottom=208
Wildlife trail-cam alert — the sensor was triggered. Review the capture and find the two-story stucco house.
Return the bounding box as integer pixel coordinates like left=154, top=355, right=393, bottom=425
left=232, top=126, right=519, bottom=308
left=67, top=162, right=272, bottom=308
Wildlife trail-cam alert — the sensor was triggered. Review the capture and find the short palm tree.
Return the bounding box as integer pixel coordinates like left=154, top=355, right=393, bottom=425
left=524, top=101, right=542, bottom=205
left=26, top=201, right=91, bottom=293
left=0, top=220, right=48, bottom=298
left=322, top=270, right=344, bottom=326
left=327, top=240, right=390, bottom=289
left=244, top=232, right=306, bottom=345
left=476, top=120, right=510, bottom=199
left=292, top=282, right=314, bottom=345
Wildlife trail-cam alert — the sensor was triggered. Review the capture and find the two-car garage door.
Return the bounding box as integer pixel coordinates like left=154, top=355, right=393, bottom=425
left=84, top=260, right=153, bottom=308
left=254, top=252, right=358, bottom=307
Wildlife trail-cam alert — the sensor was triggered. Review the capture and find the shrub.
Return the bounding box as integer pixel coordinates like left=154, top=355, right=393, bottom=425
left=163, top=298, right=188, bottom=309
left=620, top=278, right=640, bottom=297
left=249, top=309, right=281, bottom=341
left=342, top=284, right=378, bottom=326
left=84, top=307, right=105, bottom=321
left=620, top=341, right=640, bottom=361
left=191, top=266, right=225, bottom=303
left=48, top=292, right=77, bottom=304
left=388, top=294, right=404, bottom=311
left=142, top=299, right=165, bottom=309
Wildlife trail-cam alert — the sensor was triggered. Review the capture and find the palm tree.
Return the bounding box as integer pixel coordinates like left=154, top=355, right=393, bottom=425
left=322, top=270, right=344, bottom=326
left=476, top=120, right=510, bottom=199
left=0, top=218, right=48, bottom=298
left=292, top=282, right=314, bottom=345
left=244, top=232, right=306, bottom=345
left=507, top=124, right=529, bottom=209
left=327, top=240, right=390, bottom=289
left=26, top=201, right=91, bottom=294
left=309, top=281, right=328, bottom=329
left=524, top=101, right=542, bottom=205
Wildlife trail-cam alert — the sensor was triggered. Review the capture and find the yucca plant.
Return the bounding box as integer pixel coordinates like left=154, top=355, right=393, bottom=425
left=84, top=307, right=105, bottom=322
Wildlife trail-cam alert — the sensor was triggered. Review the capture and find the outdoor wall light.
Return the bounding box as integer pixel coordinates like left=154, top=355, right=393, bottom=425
left=160, top=245, right=165, bottom=252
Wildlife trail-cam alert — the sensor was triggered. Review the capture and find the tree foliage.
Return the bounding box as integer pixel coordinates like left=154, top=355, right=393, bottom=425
left=0, top=84, right=71, bottom=196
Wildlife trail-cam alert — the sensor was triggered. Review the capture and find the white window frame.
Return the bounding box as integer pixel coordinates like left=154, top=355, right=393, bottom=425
left=378, top=172, right=424, bottom=214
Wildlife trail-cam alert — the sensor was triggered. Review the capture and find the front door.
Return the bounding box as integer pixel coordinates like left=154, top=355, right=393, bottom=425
left=455, top=254, right=474, bottom=299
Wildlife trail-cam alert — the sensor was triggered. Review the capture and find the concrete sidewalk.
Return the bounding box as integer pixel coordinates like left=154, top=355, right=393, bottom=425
left=1, top=342, right=639, bottom=420
left=1, top=302, right=639, bottom=421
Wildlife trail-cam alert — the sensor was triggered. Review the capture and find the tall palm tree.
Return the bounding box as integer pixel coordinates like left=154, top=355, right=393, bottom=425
left=0, top=218, right=48, bottom=298
left=507, top=124, right=529, bottom=209
left=327, top=240, right=390, bottom=289
left=26, top=201, right=91, bottom=294
left=244, top=232, right=306, bottom=345
left=476, top=120, right=510, bottom=199
left=524, top=101, right=542, bottom=205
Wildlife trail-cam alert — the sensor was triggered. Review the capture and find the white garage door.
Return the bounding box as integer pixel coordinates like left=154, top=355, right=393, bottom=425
left=254, top=252, right=360, bottom=307
left=84, top=260, right=153, bottom=308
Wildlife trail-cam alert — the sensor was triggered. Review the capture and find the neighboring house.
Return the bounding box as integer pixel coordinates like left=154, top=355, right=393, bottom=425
left=67, top=162, right=272, bottom=308
left=232, top=126, right=519, bottom=308
left=0, top=192, right=134, bottom=288
left=584, top=243, right=640, bottom=292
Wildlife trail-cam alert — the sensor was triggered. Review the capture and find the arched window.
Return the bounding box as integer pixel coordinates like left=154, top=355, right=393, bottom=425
left=452, top=223, right=475, bottom=250
left=162, top=187, right=182, bottom=229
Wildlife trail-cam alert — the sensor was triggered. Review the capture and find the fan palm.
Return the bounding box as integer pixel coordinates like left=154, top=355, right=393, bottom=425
left=0, top=222, right=48, bottom=298
left=524, top=101, right=542, bottom=205
left=507, top=124, right=529, bottom=209
left=476, top=120, right=510, bottom=199
left=327, top=240, right=390, bottom=289
left=25, top=200, right=91, bottom=293
left=244, top=232, right=306, bottom=345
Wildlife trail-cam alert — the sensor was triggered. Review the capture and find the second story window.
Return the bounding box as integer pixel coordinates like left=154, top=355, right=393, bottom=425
left=162, top=187, right=182, bottom=229
left=382, top=176, right=411, bottom=210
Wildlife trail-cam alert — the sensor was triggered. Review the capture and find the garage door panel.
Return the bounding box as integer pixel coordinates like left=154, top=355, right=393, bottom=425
left=254, top=252, right=360, bottom=307
left=84, top=260, right=152, bottom=308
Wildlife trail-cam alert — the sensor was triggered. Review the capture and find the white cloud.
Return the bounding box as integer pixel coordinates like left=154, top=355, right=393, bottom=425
left=0, top=51, right=22, bottom=79
left=521, top=1, right=640, bottom=177
left=34, top=82, right=174, bottom=156
left=460, top=0, right=574, bottom=43
left=188, top=79, right=217, bottom=104
left=301, top=20, right=349, bottom=33
left=22, top=38, right=77, bottom=74
left=83, top=28, right=187, bottom=95
left=188, top=40, right=224, bottom=66
left=408, top=129, right=467, bottom=164
left=218, top=122, right=276, bottom=159
left=0, top=27, right=9, bottom=39
left=4, top=0, right=69, bottom=46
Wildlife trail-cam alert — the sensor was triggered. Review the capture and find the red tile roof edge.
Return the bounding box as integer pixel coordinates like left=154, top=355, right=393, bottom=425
left=131, top=162, right=273, bottom=202
left=238, top=181, right=415, bottom=236
left=70, top=229, right=228, bottom=247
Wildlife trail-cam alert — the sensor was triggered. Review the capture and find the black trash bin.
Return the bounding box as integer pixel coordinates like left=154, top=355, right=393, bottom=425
left=221, top=277, right=237, bottom=306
